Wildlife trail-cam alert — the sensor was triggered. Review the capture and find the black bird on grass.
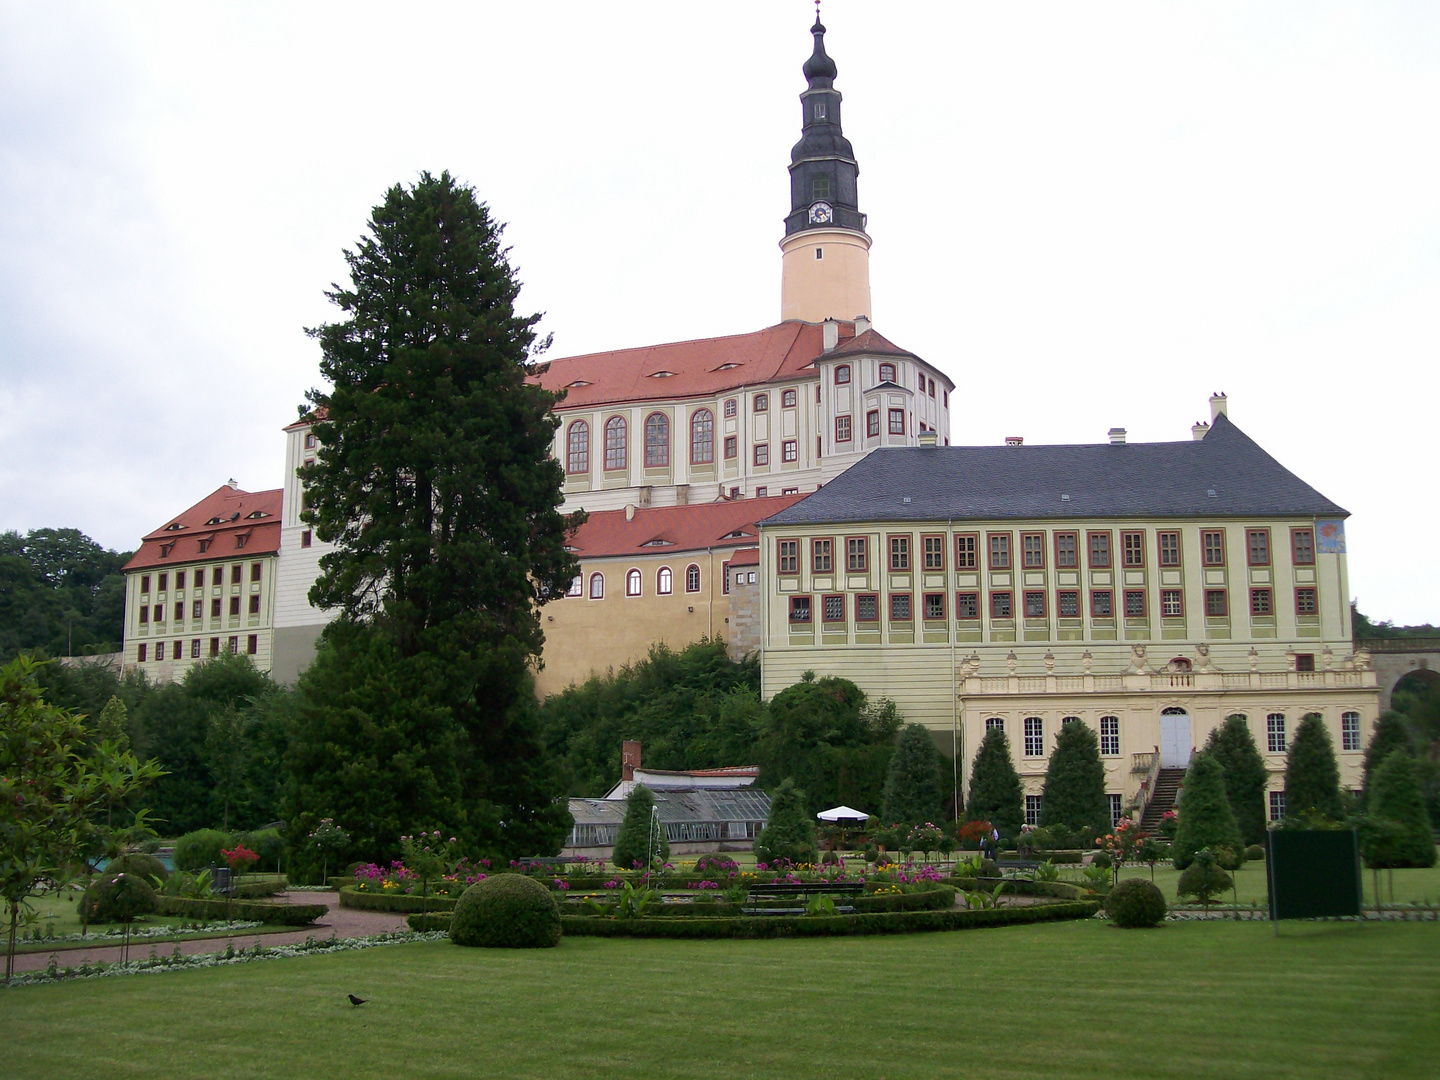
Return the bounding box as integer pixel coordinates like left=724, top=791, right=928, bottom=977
left=348, top=994, right=367, bottom=1007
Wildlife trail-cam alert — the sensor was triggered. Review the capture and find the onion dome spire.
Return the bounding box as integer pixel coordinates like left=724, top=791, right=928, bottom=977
left=784, top=10, right=864, bottom=239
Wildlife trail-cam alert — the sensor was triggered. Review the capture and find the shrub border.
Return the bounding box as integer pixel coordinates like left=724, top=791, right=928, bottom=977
left=155, top=896, right=327, bottom=926
left=338, top=887, right=458, bottom=914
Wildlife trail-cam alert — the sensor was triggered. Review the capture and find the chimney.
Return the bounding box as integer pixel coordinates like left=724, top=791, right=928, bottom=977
left=918, top=430, right=938, bottom=447
left=854, top=315, right=871, bottom=336
left=822, top=318, right=839, bottom=351
left=1108, top=427, right=1127, bottom=446
left=621, top=740, right=641, bottom=782
left=1191, top=420, right=1210, bottom=441
left=625, top=504, right=636, bottom=522
left=1209, top=392, right=1228, bottom=421
left=1005, top=436, right=1024, bottom=447
left=225, top=478, right=239, bottom=489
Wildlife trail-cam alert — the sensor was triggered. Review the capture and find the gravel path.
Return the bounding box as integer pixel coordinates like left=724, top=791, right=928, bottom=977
left=6, top=891, right=410, bottom=974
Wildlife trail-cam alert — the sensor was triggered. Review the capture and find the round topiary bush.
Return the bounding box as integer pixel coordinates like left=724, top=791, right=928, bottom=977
left=172, top=828, right=235, bottom=872
left=105, top=852, right=168, bottom=884
left=1245, top=843, right=1265, bottom=861
left=80, top=873, right=158, bottom=926
left=450, top=874, right=560, bottom=949
left=1104, top=878, right=1167, bottom=928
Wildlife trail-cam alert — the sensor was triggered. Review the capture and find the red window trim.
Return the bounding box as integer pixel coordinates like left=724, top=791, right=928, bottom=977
left=834, top=415, right=852, bottom=443
left=1246, top=527, right=1272, bottom=567
left=921, top=532, right=946, bottom=572
left=986, top=531, right=1012, bottom=571
left=603, top=414, right=627, bottom=471
left=689, top=408, right=715, bottom=466
left=1054, top=530, right=1079, bottom=569
left=565, top=419, right=590, bottom=474
left=1204, top=588, right=1228, bottom=617
left=888, top=592, right=913, bottom=622
left=955, top=591, right=981, bottom=620
left=855, top=592, right=879, bottom=622
left=1086, top=530, right=1112, bottom=569
left=788, top=594, right=812, bottom=623
left=990, top=590, right=1013, bottom=619
left=1157, top=529, right=1182, bottom=567
left=1021, top=531, right=1046, bottom=570
left=1091, top=589, right=1114, bottom=618
left=1160, top=588, right=1185, bottom=618
left=776, top=538, right=800, bottom=575
left=834, top=364, right=851, bottom=385
left=1294, top=586, right=1319, bottom=616
left=1250, top=586, right=1274, bottom=616
left=1290, top=526, right=1316, bottom=566
left=1201, top=528, right=1226, bottom=566
left=954, top=532, right=979, bottom=570
left=845, top=535, right=869, bottom=573
left=922, top=592, right=946, bottom=620
left=821, top=593, right=846, bottom=622
left=887, top=533, right=911, bottom=572
left=1023, top=589, right=1046, bottom=618
left=1121, top=530, right=1146, bottom=568
left=811, top=537, right=834, bottom=574
left=1123, top=589, right=1147, bottom=618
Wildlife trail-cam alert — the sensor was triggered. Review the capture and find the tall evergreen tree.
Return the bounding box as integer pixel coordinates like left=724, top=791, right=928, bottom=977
left=284, top=173, right=579, bottom=862
left=1038, top=720, right=1110, bottom=840
left=1367, top=750, right=1437, bottom=868
left=610, top=783, right=668, bottom=870
left=755, top=779, right=818, bottom=866
left=1362, top=711, right=1414, bottom=801
left=1171, top=752, right=1243, bottom=870
left=1203, top=715, right=1269, bottom=846
left=1284, top=713, right=1344, bottom=822
left=880, top=723, right=948, bottom=826
left=965, top=728, right=1023, bottom=836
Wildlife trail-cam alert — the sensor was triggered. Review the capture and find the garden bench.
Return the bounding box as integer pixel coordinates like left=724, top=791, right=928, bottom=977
left=741, top=881, right=865, bottom=916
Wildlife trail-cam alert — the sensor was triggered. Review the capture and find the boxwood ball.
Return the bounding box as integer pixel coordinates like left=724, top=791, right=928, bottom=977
left=1104, top=877, right=1167, bottom=929
left=450, top=874, right=561, bottom=948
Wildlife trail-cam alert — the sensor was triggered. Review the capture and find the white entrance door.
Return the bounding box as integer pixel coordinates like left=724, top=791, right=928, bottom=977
left=1159, top=711, right=1192, bottom=768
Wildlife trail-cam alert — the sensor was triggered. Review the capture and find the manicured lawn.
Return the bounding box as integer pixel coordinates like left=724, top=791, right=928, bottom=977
left=1111, top=858, right=1440, bottom=907
left=4, top=919, right=1437, bottom=1079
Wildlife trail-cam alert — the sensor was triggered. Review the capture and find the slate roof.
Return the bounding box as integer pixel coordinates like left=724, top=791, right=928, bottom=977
left=761, top=415, right=1347, bottom=528
left=124, top=486, right=283, bottom=571
left=565, top=493, right=807, bottom=559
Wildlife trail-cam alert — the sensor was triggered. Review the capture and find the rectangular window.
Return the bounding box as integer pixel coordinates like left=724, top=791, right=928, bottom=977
left=834, top=365, right=850, bottom=385
left=301, top=530, right=312, bottom=548
left=724, top=399, right=737, bottom=418
left=210, top=597, right=221, bottom=618
left=1158, top=531, right=1180, bottom=567
left=139, top=606, right=149, bottom=624
left=1055, top=532, right=1078, bottom=569
left=214, top=565, right=224, bottom=585
left=141, top=575, right=151, bottom=593
left=137, top=643, right=146, bottom=662
left=1295, top=653, right=1315, bottom=672
left=753, top=394, right=768, bottom=412
left=789, top=596, right=812, bottom=623
left=822, top=594, right=845, bottom=623
left=194, top=569, right=204, bottom=588
left=229, top=597, right=240, bottom=617
left=1088, top=531, right=1111, bottom=568
left=1161, top=589, right=1183, bottom=617
left=724, top=436, right=737, bottom=459
left=155, top=641, right=165, bottom=661
left=835, top=415, right=852, bottom=442
left=754, top=444, right=769, bottom=466
left=923, top=593, right=945, bottom=620
left=1247, top=528, right=1271, bottom=567
left=210, top=638, right=220, bottom=657
left=1202, top=529, right=1226, bottom=566
left=1022, top=533, right=1045, bottom=569
left=985, top=717, right=1003, bottom=732
left=1058, top=590, right=1079, bottom=618
left=248, top=594, right=260, bottom=615
left=782, top=389, right=797, bottom=409
left=1342, top=711, right=1361, bottom=752
left=812, top=538, right=833, bottom=573
left=566, top=575, right=583, bottom=597
left=1269, top=790, right=1286, bottom=822
left=1108, top=794, right=1124, bottom=828
left=192, top=600, right=202, bottom=619
left=889, top=536, right=910, bottom=571
left=246, top=635, right=257, bottom=655
left=174, top=602, right=184, bottom=622
left=251, top=562, right=262, bottom=582
left=1250, top=587, right=1273, bottom=616
left=1292, top=528, right=1316, bottom=566
left=866, top=411, right=880, bottom=438
left=782, top=439, right=798, bottom=463
left=153, top=605, right=164, bottom=623
left=777, top=539, right=799, bottom=574
left=1100, top=715, right=1120, bottom=756
left=1124, top=590, right=1146, bottom=618
left=856, top=593, right=879, bottom=622
left=1025, top=794, right=1043, bottom=826
left=991, top=591, right=1012, bottom=618
left=229, top=564, right=241, bottom=584
left=1267, top=714, right=1287, bottom=754
left=175, top=571, right=186, bottom=589
left=846, top=537, right=868, bottom=572
left=1122, top=531, right=1145, bottom=567
left=988, top=533, right=1011, bottom=570
left=956, top=592, right=979, bottom=619
left=1295, top=587, right=1318, bottom=616
left=1205, top=589, right=1228, bottom=617
left=890, top=593, right=912, bottom=621
left=1024, top=590, right=1046, bottom=618
left=158, top=573, right=168, bottom=592
left=1024, top=717, right=1044, bottom=757
left=922, top=534, right=945, bottom=571
left=1091, top=590, right=1113, bottom=618
left=955, top=533, right=978, bottom=569
left=191, top=639, right=201, bottom=659
left=888, top=409, right=905, bottom=435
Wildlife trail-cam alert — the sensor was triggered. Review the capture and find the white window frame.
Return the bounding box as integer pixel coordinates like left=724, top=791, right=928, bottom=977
left=1024, top=716, right=1043, bottom=757
left=1267, top=713, right=1287, bottom=754
left=625, top=568, right=642, bottom=597
left=1100, top=715, right=1120, bottom=756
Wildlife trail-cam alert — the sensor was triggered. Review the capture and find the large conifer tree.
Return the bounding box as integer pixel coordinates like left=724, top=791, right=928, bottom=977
left=1203, top=715, right=1269, bottom=846
left=879, top=723, right=947, bottom=826
left=1367, top=750, right=1437, bottom=868
left=965, top=728, right=1023, bottom=837
left=1171, top=752, right=1243, bottom=869
left=1038, top=720, right=1110, bottom=840
left=1362, top=712, right=1413, bottom=801
left=284, top=173, right=578, bottom=862
left=1283, top=713, right=1344, bottom=822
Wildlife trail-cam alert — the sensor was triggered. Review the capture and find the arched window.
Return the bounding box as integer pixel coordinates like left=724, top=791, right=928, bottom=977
left=753, top=393, right=768, bottom=412
left=685, top=564, right=701, bottom=592
left=657, top=567, right=672, bottom=594
left=879, top=362, right=896, bottom=383
left=589, top=572, right=604, bottom=599
left=644, top=413, right=669, bottom=468
left=604, top=416, right=627, bottom=471
left=690, top=409, right=714, bottom=465
left=626, top=568, right=642, bottom=597
left=835, top=365, right=850, bottom=385
left=1062, top=715, right=1080, bottom=725
left=565, top=420, right=589, bottom=474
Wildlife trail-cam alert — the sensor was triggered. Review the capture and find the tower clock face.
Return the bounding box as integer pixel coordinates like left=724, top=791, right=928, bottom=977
left=808, top=201, right=834, bottom=225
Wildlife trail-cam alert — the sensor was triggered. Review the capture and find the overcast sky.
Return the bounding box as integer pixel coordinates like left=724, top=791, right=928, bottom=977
left=1, top=2, right=1437, bottom=623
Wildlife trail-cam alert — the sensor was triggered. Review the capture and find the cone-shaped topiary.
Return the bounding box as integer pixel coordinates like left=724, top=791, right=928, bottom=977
left=450, top=874, right=561, bottom=948
left=1284, top=713, right=1344, bottom=822
left=1367, top=749, right=1437, bottom=868
left=880, top=724, right=947, bottom=827
left=1203, top=715, right=1269, bottom=846
left=1171, top=753, right=1243, bottom=870
left=1104, top=877, right=1167, bottom=928
left=1362, top=712, right=1413, bottom=804
left=1039, top=720, right=1110, bottom=842
left=104, top=852, right=169, bottom=884
left=755, top=778, right=818, bottom=865
left=610, top=784, right=669, bottom=871
left=965, top=728, right=1023, bottom=837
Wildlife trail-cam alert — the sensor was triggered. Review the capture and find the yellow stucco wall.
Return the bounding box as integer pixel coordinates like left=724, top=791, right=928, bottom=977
left=780, top=227, right=872, bottom=323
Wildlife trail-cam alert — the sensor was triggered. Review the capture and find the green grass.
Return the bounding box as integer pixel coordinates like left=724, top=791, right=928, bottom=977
left=1109, top=859, right=1440, bottom=907
left=3, top=919, right=1438, bottom=1079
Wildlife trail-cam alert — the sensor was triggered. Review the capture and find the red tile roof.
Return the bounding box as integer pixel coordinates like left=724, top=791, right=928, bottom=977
left=828, top=328, right=918, bottom=360
left=283, top=406, right=327, bottom=432
left=566, top=494, right=807, bottom=560
left=727, top=547, right=760, bottom=567
left=124, top=486, right=283, bottom=571
left=532, top=321, right=857, bottom=410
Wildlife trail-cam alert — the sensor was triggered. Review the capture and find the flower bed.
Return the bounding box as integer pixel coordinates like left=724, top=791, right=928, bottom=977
left=155, top=897, right=327, bottom=926
left=941, top=878, right=1088, bottom=901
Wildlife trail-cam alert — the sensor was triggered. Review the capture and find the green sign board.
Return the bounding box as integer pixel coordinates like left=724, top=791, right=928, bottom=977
left=1266, top=829, right=1362, bottom=920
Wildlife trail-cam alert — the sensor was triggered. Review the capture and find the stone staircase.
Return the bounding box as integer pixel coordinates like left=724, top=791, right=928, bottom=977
left=1139, top=768, right=1187, bottom=835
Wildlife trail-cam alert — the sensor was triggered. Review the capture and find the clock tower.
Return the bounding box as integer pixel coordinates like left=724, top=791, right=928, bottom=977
left=780, top=13, right=873, bottom=324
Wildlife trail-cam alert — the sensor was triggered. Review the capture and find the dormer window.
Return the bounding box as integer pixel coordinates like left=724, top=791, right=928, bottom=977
left=566, top=380, right=591, bottom=388
left=648, top=371, right=674, bottom=379
left=714, top=363, right=739, bottom=371
left=164, top=522, right=186, bottom=531
left=159, top=543, right=173, bottom=558
left=245, top=510, right=269, bottom=519
left=205, top=516, right=225, bottom=526
left=640, top=539, right=673, bottom=547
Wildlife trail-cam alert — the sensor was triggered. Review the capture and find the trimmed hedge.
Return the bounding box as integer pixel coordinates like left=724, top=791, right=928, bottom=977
left=103, top=852, right=169, bottom=884
left=560, top=899, right=746, bottom=918
left=561, top=900, right=1099, bottom=939
left=155, top=896, right=327, bottom=925
left=853, top=885, right=957, bottom=913
left=408, top=912, right=451, bottom=932
left=451, top=875, right=561, bottom=948
left=338, top=887, right=458, bottom=914
left=231, top=877, right=287, bottom=899
left=941, top=877, right=1087, bottom=901
left=172, top=829, right=235, bottom=873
